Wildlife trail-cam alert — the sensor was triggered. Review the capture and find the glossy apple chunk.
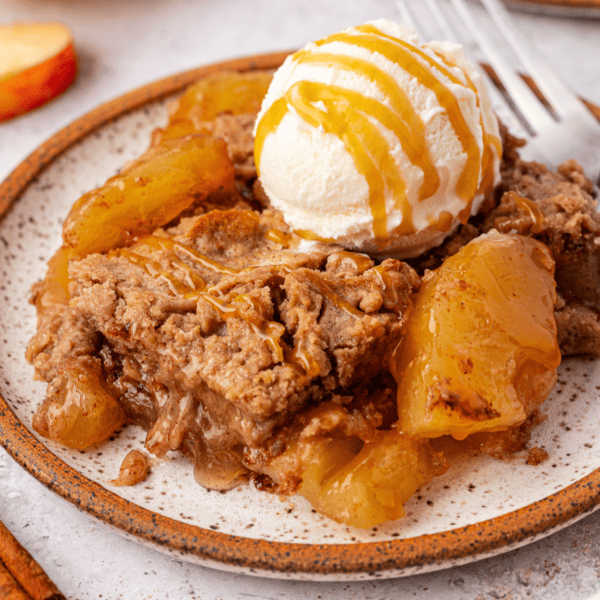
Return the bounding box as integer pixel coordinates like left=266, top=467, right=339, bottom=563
left=155, top=71, right=274, bottom=142
left=62, top=135, right=235, bottom=256
left=33, top=246, right=73, bottom=313
left=393, top=231, right=560, bottom=440
left=32, top=359, right=125, bottom=449
left=299, top=431, right=447, bottom=528
left=0, top=22, right=77, bottom=121
left=257, top=403, right=447, bottom=529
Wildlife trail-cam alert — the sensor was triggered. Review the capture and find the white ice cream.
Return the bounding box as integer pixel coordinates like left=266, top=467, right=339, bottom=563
left=254, top=19, right=501, bottom=258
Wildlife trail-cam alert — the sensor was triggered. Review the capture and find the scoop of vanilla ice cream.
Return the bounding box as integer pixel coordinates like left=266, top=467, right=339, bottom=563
left=254, top=19, right=501, bottom=258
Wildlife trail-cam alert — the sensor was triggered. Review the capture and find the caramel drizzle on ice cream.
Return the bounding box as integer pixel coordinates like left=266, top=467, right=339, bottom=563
left=255, top=24, right=498, bottom=241
left=428, top=48, right=502, bottom=210
left=332, top=25, right=482, bottom=205
left=291, top=50, right=441, bottom=203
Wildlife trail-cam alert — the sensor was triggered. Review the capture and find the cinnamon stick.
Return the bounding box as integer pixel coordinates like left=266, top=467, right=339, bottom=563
left=0, top=558, right=32, bottom=600
left=0, top=519, right=64, bottom=600
left=582, top=98, right=600, bottom=123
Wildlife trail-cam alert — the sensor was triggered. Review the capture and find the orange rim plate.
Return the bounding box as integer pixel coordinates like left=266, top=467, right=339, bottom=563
left=1, top=52, right=600, bottom=581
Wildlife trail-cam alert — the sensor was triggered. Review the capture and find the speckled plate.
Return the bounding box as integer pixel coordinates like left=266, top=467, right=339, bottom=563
left=1, top=53, right=600, bottom=582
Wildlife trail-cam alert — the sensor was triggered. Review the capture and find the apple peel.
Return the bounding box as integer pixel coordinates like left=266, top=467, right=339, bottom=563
left=0, top=22, right=77, bottom=121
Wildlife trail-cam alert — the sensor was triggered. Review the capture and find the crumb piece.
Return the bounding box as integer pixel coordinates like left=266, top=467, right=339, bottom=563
left=108, top=449, right=148, bottom=486
left=526, top=446, right=549, bottom=466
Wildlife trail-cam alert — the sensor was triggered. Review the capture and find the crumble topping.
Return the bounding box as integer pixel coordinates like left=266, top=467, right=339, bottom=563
left=25, top=98, right=600, bottom=517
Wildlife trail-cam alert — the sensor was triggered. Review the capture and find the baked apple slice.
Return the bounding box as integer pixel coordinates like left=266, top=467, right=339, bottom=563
left=32, top=246, right=73, bottom=313
left=298, top=431, right=447, bottom=528
left=32, top=358, right=125, bottom=450
left=62, top=135, right=235, bottom=256
left=393, top=230, right=560, bottom=440
left=155, top=71, right=274, bottom=142
left=0, top=22, right=77, bottom=121
left=254, top=403, right=447, bottom=528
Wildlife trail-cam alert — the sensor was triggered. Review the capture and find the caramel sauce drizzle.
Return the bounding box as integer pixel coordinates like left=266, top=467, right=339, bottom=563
left=113, top=252, right=287, bottom=363
left=372, top=264, right=404, bottom=313
left=116, top=248, right=204, bottom=298
left=346, top=25, right=481, bottom=202
left=112, top=235, right=239, bottom=299
left=293, top=229, right=336, bottom=243
left=255, top=24, right=488, bottom=240
left=115, top=237, right=369, bottom=378
left=303, top=270, right=366, bottom=318
left=291, top=80, right=391, bottom=238
left=287, top=339, right=322, bottom=378
left=292, top=50, right=440, bottom=201
left=117, top=248, right=287, bottom=362
left=429, top=210, right=455, bottom=233
left=138, top=235, right=238, bottom=275
left=200, top=293, right=286, bottom=362
left=333, top=251, right=374, bottom=273
left=429, top=48, right=502, bottom=213
left=504, top=192, right=545, bottom=230
left=265, top=228, right=293, bottom=247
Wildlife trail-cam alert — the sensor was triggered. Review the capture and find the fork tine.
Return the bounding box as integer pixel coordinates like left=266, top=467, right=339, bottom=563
left=395, top=0, right=417, bottom=31
left=448, top=0, right=555, bottom=135
left=396, top=0, right=532, bottom=138
left=480, top=0, right=593, bottom=121
left=399, top=0, right=551, bottom=135
left=424, top=0, right=459, bottom=42
left=396, top=0, right=446, bottom=44
left=397, top=0, right=600, bottom=184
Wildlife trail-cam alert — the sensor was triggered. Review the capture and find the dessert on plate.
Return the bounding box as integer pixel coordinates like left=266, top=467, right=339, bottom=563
left=26, top=20, right=600, bottom=528
left=253, top=21, right=502, bottom=258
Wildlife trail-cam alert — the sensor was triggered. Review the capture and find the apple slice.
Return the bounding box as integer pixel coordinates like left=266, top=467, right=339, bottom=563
left=0, top=22, right=77, bottom=121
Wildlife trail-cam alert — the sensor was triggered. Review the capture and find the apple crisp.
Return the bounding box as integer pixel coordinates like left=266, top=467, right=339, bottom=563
left=26, top=70, right=600, bottom=528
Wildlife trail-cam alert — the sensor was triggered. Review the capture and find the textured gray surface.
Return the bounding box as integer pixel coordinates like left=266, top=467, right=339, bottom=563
left=2, top=449, right=600, bottom=599
left=1, top=0, right=600, bottom=597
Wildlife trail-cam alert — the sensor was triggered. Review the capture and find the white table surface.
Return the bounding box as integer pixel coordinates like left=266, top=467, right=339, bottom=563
left=1, top=1, right=600, bottom=598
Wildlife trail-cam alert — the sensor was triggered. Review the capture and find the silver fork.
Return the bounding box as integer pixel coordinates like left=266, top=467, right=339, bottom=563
left=397, top=0, right=600, bottom=191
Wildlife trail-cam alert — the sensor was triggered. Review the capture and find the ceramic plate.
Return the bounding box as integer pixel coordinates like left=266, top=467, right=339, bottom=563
left=504, top=0, right=600, bottom=17
left=1, top=53, right=600, bottom=582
